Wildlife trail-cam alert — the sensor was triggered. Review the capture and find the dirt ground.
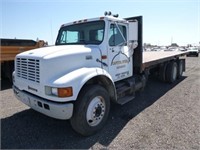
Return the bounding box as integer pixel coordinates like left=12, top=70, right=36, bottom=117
left=1, top=56, right=200, bottom=149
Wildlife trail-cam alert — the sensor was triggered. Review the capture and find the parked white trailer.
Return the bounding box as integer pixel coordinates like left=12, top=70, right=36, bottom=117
left=13, top=13, right=188, bottom=136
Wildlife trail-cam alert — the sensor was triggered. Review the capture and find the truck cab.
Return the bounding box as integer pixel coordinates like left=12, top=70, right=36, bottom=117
left=55, top=15, right=138, bottom=81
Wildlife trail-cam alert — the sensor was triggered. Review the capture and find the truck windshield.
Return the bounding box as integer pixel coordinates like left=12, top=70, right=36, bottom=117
left=56, top=20, right=105, bottom=45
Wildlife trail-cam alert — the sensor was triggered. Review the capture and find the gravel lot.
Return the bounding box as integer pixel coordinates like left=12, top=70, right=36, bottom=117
left=1, top=57, right=200, bottom=149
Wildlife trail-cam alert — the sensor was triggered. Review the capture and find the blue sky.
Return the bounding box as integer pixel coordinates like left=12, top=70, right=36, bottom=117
left=1, top=0, right=200, bottom=46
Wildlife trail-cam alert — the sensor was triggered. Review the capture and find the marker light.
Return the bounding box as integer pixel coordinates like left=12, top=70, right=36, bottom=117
left=51, top=87, right=73, bottom=97
left=58, top=87, right=73, bottom=97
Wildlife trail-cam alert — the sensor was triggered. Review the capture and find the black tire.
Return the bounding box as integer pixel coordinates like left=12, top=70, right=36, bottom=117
left=158, top=63, right=168, bottom=82
left=166, top=61, right=178, bottom=83
left=4, top=61, right=14, bottom=82
left=70, top=85, right=110, bottom=136
left=177, top=60, right=183, bottom=79
left=196, top=53, right=199, bottom=57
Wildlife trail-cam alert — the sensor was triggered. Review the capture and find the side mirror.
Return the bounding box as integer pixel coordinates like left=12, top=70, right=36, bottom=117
left=128, top=20, right=138, bottom=42
left=128, top=41, right=138, bottom=49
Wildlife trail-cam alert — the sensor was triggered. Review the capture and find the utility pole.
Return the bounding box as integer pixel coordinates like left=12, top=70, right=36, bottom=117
left=171, top=36, right=173, bottom=45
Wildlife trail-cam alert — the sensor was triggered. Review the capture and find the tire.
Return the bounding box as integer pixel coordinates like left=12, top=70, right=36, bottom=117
left=196, top=53, right=199, bottom=57
left=158, top=63, right=168, bottom=82
left=70, top=85, right=110, bottom=136
left=4, top=61, right=14, bottom=82
left=177, top=60, right=183, bottom=79
left=166, top=61, right=178, bottom=83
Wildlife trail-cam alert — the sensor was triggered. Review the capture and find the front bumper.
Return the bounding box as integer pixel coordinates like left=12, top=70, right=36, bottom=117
left=13, top=86, right=73, bottom=120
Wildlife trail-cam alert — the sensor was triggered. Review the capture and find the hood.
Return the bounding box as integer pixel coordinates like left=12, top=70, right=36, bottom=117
left=16, top=45, right=102, bottom=84
left=17, top=45, right=94, bottom=59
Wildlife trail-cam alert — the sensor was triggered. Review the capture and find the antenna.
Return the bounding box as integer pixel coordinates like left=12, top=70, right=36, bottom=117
left=171, top=36, right=173, bottom=45
left=50, top=19, right=53, bottom=45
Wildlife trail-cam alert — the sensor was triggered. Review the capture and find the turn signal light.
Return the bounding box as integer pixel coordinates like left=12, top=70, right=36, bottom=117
left=58, top=87, right=73, bottom=97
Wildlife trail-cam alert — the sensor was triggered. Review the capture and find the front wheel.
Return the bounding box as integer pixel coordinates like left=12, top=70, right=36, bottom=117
left=70, top=85, right=110, bottom=136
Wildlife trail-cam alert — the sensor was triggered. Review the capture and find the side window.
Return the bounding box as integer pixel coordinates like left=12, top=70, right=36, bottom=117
left=109, top=24, right=127, bottom=46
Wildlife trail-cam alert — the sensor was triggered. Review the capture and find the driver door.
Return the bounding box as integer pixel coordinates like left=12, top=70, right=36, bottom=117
left=108, top=23, right=133, bottom=81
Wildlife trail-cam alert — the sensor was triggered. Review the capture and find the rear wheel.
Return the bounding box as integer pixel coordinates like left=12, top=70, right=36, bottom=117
left=177, top=60, right=183, bottom=79
left=70, top=85, right=110, bottom=136
left=166, top=61, right=178, bottom=83
left=158, top=63, right=168, bottom=82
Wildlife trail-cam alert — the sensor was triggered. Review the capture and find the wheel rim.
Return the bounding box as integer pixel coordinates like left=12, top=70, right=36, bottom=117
left=86, top=96, right=106, bottom=126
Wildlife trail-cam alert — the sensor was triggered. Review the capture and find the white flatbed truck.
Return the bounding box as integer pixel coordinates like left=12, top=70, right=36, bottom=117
left=13, top=13, right=188, bottom=136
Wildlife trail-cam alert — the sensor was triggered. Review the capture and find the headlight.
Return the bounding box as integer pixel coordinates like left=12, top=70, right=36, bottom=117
left=46, top=87, right=73, bottom=97
left=51, top=88, right=58, bottom=96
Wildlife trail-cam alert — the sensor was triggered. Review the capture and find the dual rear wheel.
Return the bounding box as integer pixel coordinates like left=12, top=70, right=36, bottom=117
left=159, top=60, right=184, bottom=83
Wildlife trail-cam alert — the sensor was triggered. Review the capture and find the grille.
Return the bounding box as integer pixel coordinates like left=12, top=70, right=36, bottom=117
left=16, top=58, right=40, bottom=83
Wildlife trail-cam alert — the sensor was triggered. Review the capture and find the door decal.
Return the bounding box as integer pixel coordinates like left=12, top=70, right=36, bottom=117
left=111, top=51, right=130, bottom=67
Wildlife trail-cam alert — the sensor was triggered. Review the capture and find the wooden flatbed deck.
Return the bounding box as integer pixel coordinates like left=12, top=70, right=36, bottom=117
left=142, top=51, right=188, bottom=70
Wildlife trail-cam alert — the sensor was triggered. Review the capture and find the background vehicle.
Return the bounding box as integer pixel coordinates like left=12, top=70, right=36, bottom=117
left=0, top=38, right=47, bottom=81
left=13, top=13, right=188, bottom=136
left=165, top=47, right=179, bottom=51
left=187, top=47, right=199, bottom=57
left=179, top=47, right=187, bottom=51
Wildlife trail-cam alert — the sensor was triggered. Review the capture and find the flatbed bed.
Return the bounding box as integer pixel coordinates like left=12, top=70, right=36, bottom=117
left=142, top=51, right=188, bottom=70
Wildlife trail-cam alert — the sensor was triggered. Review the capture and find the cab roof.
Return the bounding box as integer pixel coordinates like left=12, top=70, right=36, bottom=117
left=60, top=16, right=128, bottom=28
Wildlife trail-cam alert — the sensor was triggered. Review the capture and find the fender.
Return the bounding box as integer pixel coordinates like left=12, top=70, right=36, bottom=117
left=47, top=67, right=116, bottom=102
